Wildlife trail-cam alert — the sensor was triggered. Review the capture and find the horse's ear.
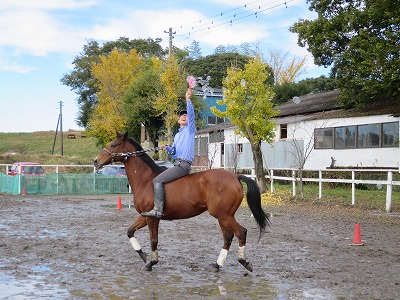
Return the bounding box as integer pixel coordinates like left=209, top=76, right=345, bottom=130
left=123, top=132, right=129, bottom=140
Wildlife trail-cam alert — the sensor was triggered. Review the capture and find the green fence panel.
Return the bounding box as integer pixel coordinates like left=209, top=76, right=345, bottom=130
left=0, top=173, right=20, bottom=195
left=0, top=173, right=130, bottom=195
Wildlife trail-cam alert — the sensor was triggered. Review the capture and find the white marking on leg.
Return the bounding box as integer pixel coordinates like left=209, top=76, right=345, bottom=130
left=151, top=250, right=158, bottom=262
left=238, top=246, right=246, bottom=260
left=216, top=249, right=228, bottom=267
left=129, top=237, right=142, bottom=251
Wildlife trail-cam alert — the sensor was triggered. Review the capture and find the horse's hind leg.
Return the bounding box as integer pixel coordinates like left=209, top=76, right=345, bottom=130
left=215, top=217, right=253, bottom=272
left=127, top=216, right=148, bottom=263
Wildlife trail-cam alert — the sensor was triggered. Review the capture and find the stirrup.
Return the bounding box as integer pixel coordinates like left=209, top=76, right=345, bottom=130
left=141, top=209, right=163, bottom=219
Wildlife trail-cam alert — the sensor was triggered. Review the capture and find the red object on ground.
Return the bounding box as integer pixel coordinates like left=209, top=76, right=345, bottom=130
left=352, top=223, right=364, bottom=246
left=116, top=196, right=122, bottom=210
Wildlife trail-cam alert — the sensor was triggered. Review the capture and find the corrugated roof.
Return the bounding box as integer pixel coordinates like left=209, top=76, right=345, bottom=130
left=275, top=89, right=342, bottom=117
left=196, top=122, right=236, bottom=134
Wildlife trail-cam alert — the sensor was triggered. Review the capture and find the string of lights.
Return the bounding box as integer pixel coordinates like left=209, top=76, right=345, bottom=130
left=173, top=0, right=296, bottom=41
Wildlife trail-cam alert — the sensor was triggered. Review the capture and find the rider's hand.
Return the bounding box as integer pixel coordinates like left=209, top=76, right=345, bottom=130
left=186, top=89, right=192, bottom=100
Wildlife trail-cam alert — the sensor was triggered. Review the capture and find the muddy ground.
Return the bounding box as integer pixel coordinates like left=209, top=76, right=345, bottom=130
left=0, top=194, right=399, bottom=299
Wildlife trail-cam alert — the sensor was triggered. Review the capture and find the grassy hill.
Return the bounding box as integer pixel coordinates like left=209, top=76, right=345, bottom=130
left=0, top=131, right=102, bottom=165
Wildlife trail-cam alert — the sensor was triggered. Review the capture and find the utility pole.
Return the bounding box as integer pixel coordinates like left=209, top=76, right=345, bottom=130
left=51, top=101, right=64, bottom=156
left=164, top=27, right=176, bottom=56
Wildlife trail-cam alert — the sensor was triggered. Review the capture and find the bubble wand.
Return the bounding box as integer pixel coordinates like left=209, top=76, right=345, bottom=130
left=187, top=76, right=197, bottom=89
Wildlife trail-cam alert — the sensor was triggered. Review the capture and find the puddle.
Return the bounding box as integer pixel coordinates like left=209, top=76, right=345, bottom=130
left=0, top=273, right=70, bottom=299
left=0, top=270, right=339, bottom=300
left=370, top=211, right=400, bottom=218
left=5, top=228, right=68, bottom=239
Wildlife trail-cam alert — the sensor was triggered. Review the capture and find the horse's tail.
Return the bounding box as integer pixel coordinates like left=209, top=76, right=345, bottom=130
left=238, top=175, right=270, bottom=240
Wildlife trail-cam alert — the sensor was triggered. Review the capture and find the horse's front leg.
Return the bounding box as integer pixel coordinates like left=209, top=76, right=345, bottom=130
left=212, top=221, right=235, bottom=271
left=127, top=215, right=148, bottom=263
left=144, top=218, right=161, bottom=271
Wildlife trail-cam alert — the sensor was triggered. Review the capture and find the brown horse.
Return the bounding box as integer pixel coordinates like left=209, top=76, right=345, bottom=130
left=94, top=132, right=270, bottom=271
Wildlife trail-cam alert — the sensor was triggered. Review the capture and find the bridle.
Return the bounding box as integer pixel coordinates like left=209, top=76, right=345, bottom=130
left=102, top=146, right=161, bottom=163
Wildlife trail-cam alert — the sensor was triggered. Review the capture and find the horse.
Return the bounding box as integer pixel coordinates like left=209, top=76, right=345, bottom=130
left=94, top=132, right=270, bottom=271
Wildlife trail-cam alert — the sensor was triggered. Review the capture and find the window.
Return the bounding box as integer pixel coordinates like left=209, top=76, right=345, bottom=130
left=334, top=126, right=356, bottom=148
left=208, top=115, right=224, bottom=125
left=280, top=124, right=287, bottom=139
left=209, top=131, right=224, bottom=143
left=208, top=116, right=217, bottom=125
left=237, top=143, right=243, bottom=153
left=358, top=124, right=380, bottom=147
left=314, top=121, right=399, bottom=149
left=314, top=128, right=333, bottom=149
left=382, top=122, right=399, bottom=147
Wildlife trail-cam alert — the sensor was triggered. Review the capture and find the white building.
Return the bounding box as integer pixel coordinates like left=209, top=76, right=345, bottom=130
left=195, top=90, right=400, bottom=170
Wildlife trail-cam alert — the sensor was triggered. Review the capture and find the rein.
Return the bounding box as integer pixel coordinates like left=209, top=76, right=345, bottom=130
left=102, top=146, right=161, bottom=162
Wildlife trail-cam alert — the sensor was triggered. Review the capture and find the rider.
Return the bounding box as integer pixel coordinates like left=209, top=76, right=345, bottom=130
left=141, top=87, right=196, bottom=218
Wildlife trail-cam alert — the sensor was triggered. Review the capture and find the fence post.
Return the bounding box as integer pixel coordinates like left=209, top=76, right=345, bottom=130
left=351, top=171, right=356, bottom=205
left=386, top=171, right=393, bottom=212
left=319, top=171, right=322, bottom=199
left=292, top=170, right=296, bottom=197
left=270, top=169, right=274, bottom=192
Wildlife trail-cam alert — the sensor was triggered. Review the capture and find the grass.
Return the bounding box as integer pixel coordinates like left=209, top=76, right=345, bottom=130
left=0, top=131, right=102, bottom=165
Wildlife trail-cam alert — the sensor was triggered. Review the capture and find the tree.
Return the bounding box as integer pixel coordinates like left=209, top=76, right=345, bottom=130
left=123, top=57, right=164, bottom=143
left=88, top=49, right=144, bottom=145
left=181, top=53, right=252, bottom=88
left=266, top=49, right=307, bottom=85
left=290, top=0, right=400, bottom=105
left=211, top=57, right=278, bottom=193
left=153, top=56, right=187, bottom=147
left=187, top=40, right=202, bottom=59
left=61, top=37, right=166, bottom=128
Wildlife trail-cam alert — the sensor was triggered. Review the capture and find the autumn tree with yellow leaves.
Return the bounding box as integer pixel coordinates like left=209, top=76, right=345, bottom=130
left=153, top=56, right=187, bottom=146
left=88, top=49, right=144, bottom=145
left=212, top=56, right=278, bottom=193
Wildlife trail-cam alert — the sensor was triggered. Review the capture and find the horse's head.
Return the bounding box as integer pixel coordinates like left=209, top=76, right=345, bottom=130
left=93, top=132, right=133, bottom=168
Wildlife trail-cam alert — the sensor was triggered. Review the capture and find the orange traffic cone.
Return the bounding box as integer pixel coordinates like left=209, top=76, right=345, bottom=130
left=351, top=223, right=364, bottom=246
left=22, top=186, right=26, bottom=196
left=116, top=196, right=122, bottom=210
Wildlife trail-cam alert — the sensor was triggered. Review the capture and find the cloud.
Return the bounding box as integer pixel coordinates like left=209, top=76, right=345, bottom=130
left=0, top=62, right=36, bottom=73
left=0, top=0, right=97, bottom=57
left=0, top=0, right=96, bottom=10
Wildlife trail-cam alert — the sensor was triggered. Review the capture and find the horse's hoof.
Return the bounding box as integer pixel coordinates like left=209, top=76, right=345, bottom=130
left=137, top=250, right=147, bottom=263
left=145, top=260, right=158, bottom=271
left=238, top=259, right=253, bottom=272
left=145, top=263, right=153, bottom=271
left=210, top=263, right=220, bottom=272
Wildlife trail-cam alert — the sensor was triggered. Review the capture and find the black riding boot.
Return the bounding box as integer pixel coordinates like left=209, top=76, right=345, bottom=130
left=141, top=183, right=165, bottom=218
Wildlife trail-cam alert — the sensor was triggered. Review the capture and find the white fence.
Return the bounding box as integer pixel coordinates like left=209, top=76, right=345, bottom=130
left=265, top=168, right=398, bottom=212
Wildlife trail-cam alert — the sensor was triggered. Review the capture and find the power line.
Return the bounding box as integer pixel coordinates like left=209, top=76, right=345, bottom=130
left=174, top=0, right=294, bottom=41
left=177, top=0, right=266, bottom=30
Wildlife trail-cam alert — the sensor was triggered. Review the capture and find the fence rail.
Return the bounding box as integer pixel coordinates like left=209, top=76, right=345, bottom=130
left=265, top=168, right=399, bottom=212
left=1, top=164, right=399, bottom=212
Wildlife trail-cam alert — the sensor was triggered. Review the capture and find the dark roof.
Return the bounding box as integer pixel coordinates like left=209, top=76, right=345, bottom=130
left=196, top=122, right=236, bottom=134
left=275, top=90, right=400, bottom=120
left=275, top=90, right=342, bottom=117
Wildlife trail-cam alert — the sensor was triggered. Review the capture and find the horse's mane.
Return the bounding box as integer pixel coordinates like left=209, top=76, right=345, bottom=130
left=125, top=136, right=165, bottom=174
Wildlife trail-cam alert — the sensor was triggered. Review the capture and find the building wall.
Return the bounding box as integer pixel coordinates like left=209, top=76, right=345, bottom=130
left=197, top=114, right=399, bottom=170
left=284, top=114, right=400, bottom=169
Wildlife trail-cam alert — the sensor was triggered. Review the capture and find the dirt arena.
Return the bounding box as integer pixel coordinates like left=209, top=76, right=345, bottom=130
left=0, top=194, right=399, bottom=299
